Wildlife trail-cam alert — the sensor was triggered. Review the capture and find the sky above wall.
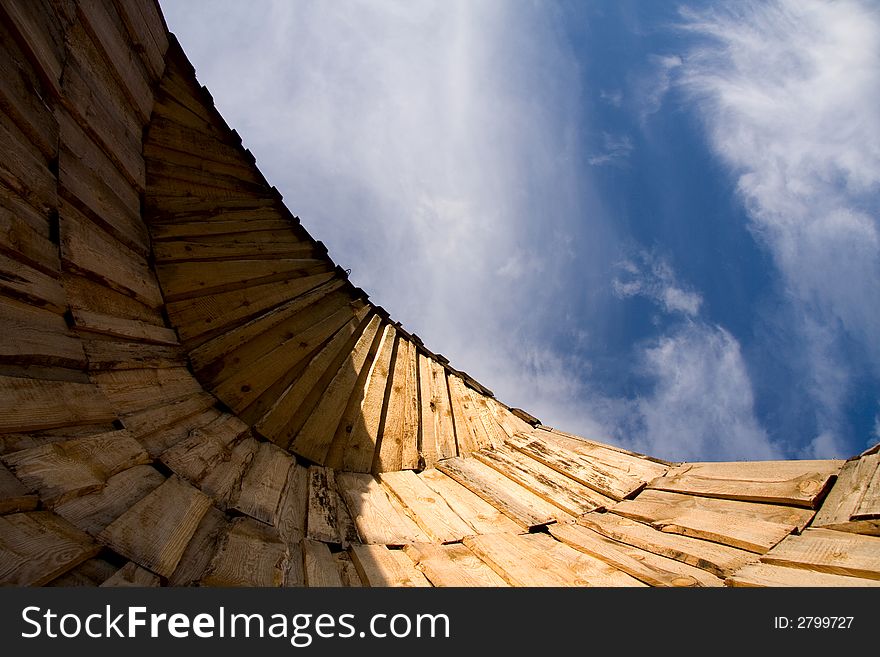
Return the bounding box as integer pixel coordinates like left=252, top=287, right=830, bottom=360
left=160, top=0, right=880, bottom=462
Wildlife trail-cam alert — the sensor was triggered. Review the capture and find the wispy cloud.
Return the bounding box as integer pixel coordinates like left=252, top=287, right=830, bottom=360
left=588, top=132, right=633, bottom=167
left=637, top=54, right=682, bottom=121
left=612, top=251, right=702, bottom=317
left=677, top=0, right=880, bottom=457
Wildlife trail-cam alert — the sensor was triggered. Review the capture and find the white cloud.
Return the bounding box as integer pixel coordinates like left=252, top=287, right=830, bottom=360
left=588, top=132, right=634, bottom=167
left=638, top=54, right=682, bottom=120
left=612, top=251, right=702, bottom=317
left=678, top=0, right=880, bottom=452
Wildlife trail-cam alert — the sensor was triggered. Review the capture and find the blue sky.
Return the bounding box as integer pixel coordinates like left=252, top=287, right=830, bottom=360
left=162, top=0, right=880, bottom=462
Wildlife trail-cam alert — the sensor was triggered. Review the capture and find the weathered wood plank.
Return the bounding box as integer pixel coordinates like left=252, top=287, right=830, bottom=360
left=548, top=522, right=708, bottom=587
left=98, top=475, right=213, bottom=578
left=611, top=496, right=794, bottom=554
left=852, top=454, right=880, bottom=520
left=136, top=407, right=223, bottom=460
left=0, top=511, right=100, bottom=586
left=93, top=367, right=202, bottom=412
left=0, top=462, right=38, bottom=514
left=0, top=182, right=60, bottom=274
left=447, top=375, right=491, bottom=454
left=101, top=562, right=161, bottom=587
left=197, top=435, right=258, bottom=509
left=110, top=0, right=167, bottom=82
left=232, top=441, right=294, bottom=525
left=417, top=468, right=521, bottom=536
left=349, top=544, right=431, bottom=587
left=168, top=272, right=338, bottom=346
left=168, top=506, right=228, bottom=586
left=761, top=528, right=880, bottom=580
left=462, top=533, right=575, bottom=587
left=814, top=456, right=879, bottom=534
left=82, top=339, right=186, bottom=371
left=0, top=375, right=116, bottom=433
left=60, top=201, right=161, bottom=307
left=0, top=109, right=56, bottom=216
left=436, top=457, right=570, bottom=529
left=418, top=355, right=457, bottom=468
left=726, top=561, right=880, bottom=587
left=577, top=511, right=758, bottom=577
left=157, top=258, right=333, bottom=303
left=3, top=429, right=149, bottom=505
left=63, top=273, right=163, bottom=325
left=403, top=542, right=508, bottom=587
left=0, top=297, right=86, bottom=368
left=307, top=466, right=343, bottom=544
left=118, top=391, right=216, bottom=440
left=303, top=539, right=344, bottom=587
left=201, top=517, right=287, bottom=587
left=160, top=413, right=250, bottom=485
left=276, top=464, right=309, bottom=547
left=149, top=216, right=294, bottom=241
left=526, top=532, right=648, bottom=586
left=144, top=143, right=262, bottom=185
left=70, top=308, right=179, bottom=346
left=284, top=541, right=305, bottom=587
left=507, top=432, right=649, bottom=501
left=334, top=323, right=396, bottom=472
left=0, top=0, right=70, bottom=96
left=649, top=459, right=844, bottom=508
left=0, top=252, right=66, bottom=314
left=475, top=444, right=614, bottom=516
left=335, top=472, right=430, bottom=545
left=378, top=470, right=474, bottom=544
left=375, top=337, right=420, bottom=472
left=335, top=551, right=363, bottom=587
left=53, top=464, right=165, bottom=536
left=291, top=314, right=383, bottom=464
left=255, top=310, right=371, bottom=449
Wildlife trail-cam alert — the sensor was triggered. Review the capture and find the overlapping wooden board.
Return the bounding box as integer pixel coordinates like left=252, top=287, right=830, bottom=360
left=0, top=374, right=116, bottom=433
left=725, top=561, right=880, bottom=587
left=349, top=544, right=430, bottom=587
left=335, top=472, right=430, bottom=545
left=378, top=470, right=474, bottom=543
left=760, top=528, right=880, bottom=580
left=403, top=542, right=508, bottom=587
left=201, top=517, right=287, bottom=587
left=0, top=463, right=38, bottom=514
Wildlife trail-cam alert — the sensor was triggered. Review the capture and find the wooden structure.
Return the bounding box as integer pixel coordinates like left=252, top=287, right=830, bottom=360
left=1, top=0, right=878, bottom=588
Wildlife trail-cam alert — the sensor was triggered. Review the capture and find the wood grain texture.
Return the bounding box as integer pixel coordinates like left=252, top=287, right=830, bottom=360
left=726, top=561, right=880, bottom=587
left=335, top=472, right=430, bottom=545
left=349, top=543, right=431, bottom=587
left=0, top=374, right=116, bottom=433
left=761, top=528, right=880, bottom=580
left=0, top=462, right=38, bottom=514
left=417, top=355, right=457, bottom=468
left=403, top=542, right=508, bottom=587
left=98, top=475, right=212, bottom=577
left=101, top=562, right=161, bottom=587
left=232, top=441, right=293, bottom=525
left=168, top=506, right=228, bottom=586
left=201, top=517, right=287, bottom=587
left=418, top=468, right=521, bottom=536
left=374, top=336, right=420, bottom=472
left=378, top=470, right=474, bottom=543
left=303, top=539, right=344, bottom=587
left=0, top=297, right=86, bottom=368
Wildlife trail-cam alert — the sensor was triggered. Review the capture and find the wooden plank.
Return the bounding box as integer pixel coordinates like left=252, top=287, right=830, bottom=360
left=349, top=544, right=431, bottom=587
left=814, top=456, right=878, bottom=533
left=761, top=528, right=880, bottom=580
left=110, top=0, right=167, bottom=82
left=303, top=539, right=344, bottom=587
left=93, top=367, right=203, bottom=411
left=255, top=309, right=371, bottom=448
left=378, top=470, right=474, bottom=543
left=436, top=457, right=569, bottom=529
left=475, top=444, right=615, bottom=516
left=98, top=475, right=213, bottom=577
left=197, top=435, right=259, bottom=509
left=201, top=517, right=287, bottom=587
left=634, top=489, right=816, bottom=532
left=335, top=472, right=430, bottom=545
left=168, top=272, right=338, bottom=346
left=189, top=278, right=348, bottom=377
left=291, top=314, right=383, bottom=464
left=118, top=391, right=216, bottom=439
left=232, top=441, right=294, bottom=525
left=276, top=464, right=309, bottom=546
left=63, top=273, right=163, bottom=325
left=543, top=426, right=673, bottom=470
left=145, top=193, right=277, bottom=218
left=101, top=562, right=161, bottom=587
left=462, top=533, right=576, bottom=587
left=577, top=511, right=758, bottom=577
left=417, top=355, right=457, bottom=468
left=157, top=258, right=332, bottom=303
left=853, top=453, right=880, bottom=520
left=3, top=429, right=149, bottom=505
left=334, top=323, right=396, bottom=472
left=417, top=468, right=521, bottom=536
left=160, top=413, right=250, bottom=485
left=526, top=532, right=648, bottom=586
left=0, top=0, right=68, bottom=96
left=0, top=297, right=86, bottom=368
left=0, top=375, right=116, bottom=433
left=53, top=464, right=165, bottom=536
left=548, top=522, right=707, bottom=587
left=137, top=407, right=223, bottom=459
left=0, top=462, right=38, bottom=514
left=726, top=561, right=880, bottom=587
left=611, top=497, right=794, bottom=553
left=447, top=375, right=491, bottom=454
left=70, top=308, right=179, bottom=346
left=0, top=252, right=66, bottom=314
left=649, top=460, right=844, bottom=508
left=64, top=557, right=119, bottom=586
left=0, top=181, right=60, bottom=275
left=0, top=109, right=56, bottom=216
left=335, top=551, right=363, bottom=587
left=144, top=143, right=262, bottom=186
left=168, top=506, right=228, bottom=586
left=0, top=511, right=100, bottom=586
left=150, top=217, right=298, bottom=241
left=307, top=466, right=343, bottom=544
left=82, top=339, right=186, bottom=371
left=284, top=541, right=305, bottom=587
left=211, top=302, right=357, bottom=413
left=507, top=432, right=649, bottom=501
left=375, top=337, right=420, bottom=472
left=403, top=542, right=508, bottom=587
left=60, top=202, right=162, bottom=307
left=75, top=0, right=153, bottom=122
